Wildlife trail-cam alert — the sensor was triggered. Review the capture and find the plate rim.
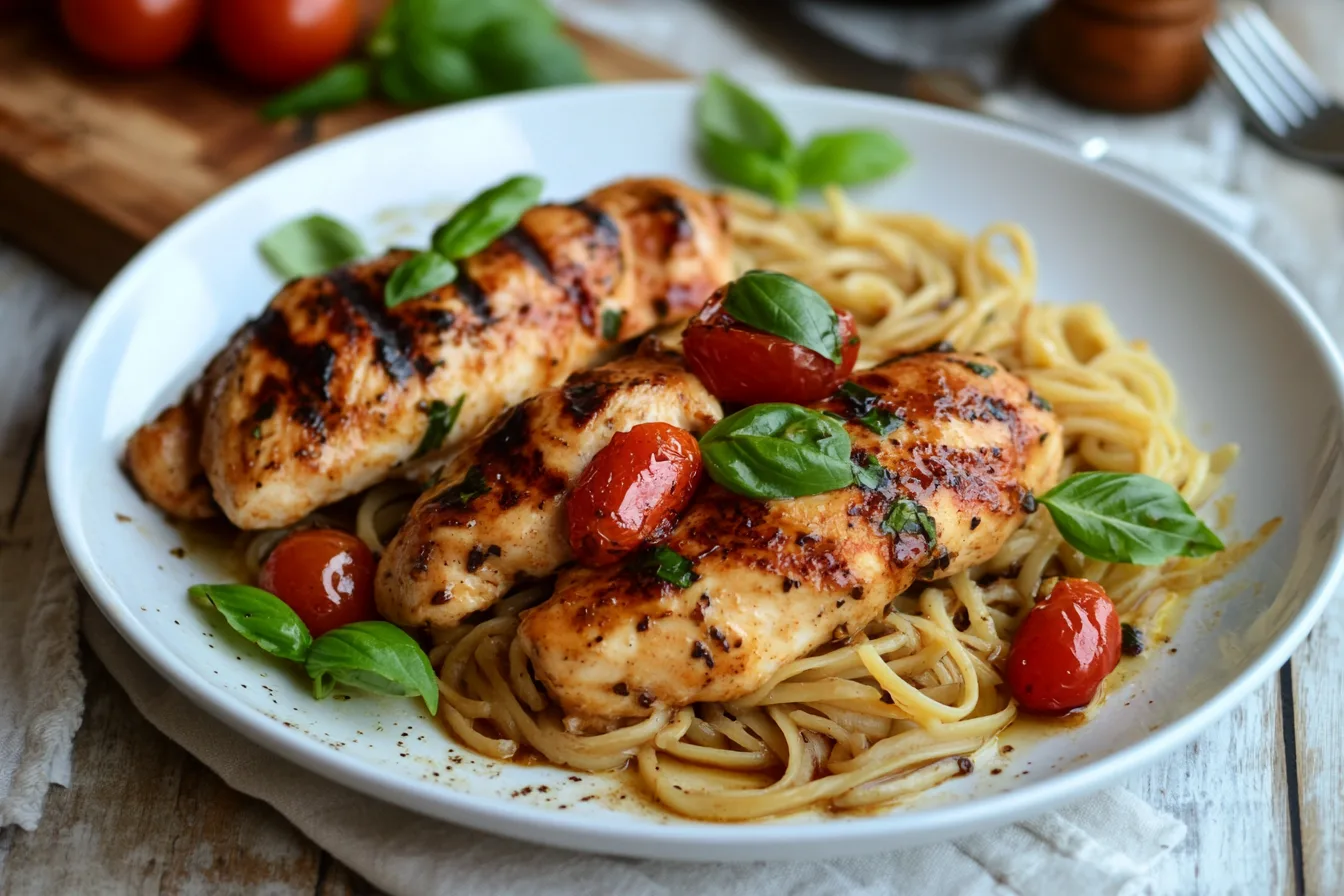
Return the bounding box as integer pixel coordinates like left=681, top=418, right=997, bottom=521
left=46, top=79, right=1344, bottom=860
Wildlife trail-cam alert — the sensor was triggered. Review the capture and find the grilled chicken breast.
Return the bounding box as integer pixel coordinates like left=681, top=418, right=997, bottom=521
left=376, top=346, right=722, bottom=632
left=125, top=178, right=732, bottom=529
left=517, top=349, right=1063, bottom=722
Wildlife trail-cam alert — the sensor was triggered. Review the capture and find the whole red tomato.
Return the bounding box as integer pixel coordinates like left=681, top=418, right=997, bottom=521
left=60, top=0, right=204, bottom=71
left=1006, top=578, right=1121, bottom=714
left=210, top=0, right=358, bottom=87
left=682, top=288, right=861, bottom=406
left=258, top=528, right=378, bottom=637
left=567, top=423, right=703, bottom=566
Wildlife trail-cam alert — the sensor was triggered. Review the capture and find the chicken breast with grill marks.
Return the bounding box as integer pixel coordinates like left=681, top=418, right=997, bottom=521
left=376, top=346, right=722, bottom=633
left=517, top=349, right=1063, bottom=722
left=124, top=177, right=732, bottom=529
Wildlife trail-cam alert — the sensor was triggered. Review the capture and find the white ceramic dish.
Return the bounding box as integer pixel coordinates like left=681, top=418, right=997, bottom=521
left=47, top=82, right=1344, bottom=862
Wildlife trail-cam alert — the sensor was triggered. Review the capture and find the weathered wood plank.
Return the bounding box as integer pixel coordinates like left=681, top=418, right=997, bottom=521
left=0, top=647, right=324, bottom=896
left=1288, top=600, right=1344, bottom=895
left=1126, top=677, right=1293, bottom=894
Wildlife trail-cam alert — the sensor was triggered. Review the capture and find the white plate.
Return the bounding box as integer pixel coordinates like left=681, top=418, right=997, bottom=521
left=47, top=82, right=1344, bottom=862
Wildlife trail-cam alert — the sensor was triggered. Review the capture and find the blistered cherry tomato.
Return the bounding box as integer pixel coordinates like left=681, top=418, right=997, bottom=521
left=682, top=289, right=860, bottom=405
left=567, top=423, right=703, bottom=566
left=1006, top=578, right=1121, bottom=714
left=60, top=0, right=204, bottom=71
left=258, top=529, right=377, bottom=636
left=209, top=0, right=358, bottom=87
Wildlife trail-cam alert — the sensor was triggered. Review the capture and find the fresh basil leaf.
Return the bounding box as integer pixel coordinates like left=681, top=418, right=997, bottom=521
left=258, top=215, right=365, bottom=279
left=699, top=131, right=799, bottom=205
left=404, top=36, right=485, bottom=102
left=414, top=396, right=465, bottom=459
left=860, top=408, right=902, bottom=436
left=797, top=129, right=910, bottom=188
left=436, top=465, right=491, bottom=507
left=366, top=0, right=403, bottom=58
left=723, top=271, right=841, bottom=363
left=851, top=453, right=889, bottom=491
left=305, top=621, right=439, bottom=714
left=189, top=584, right=312, bottom=662
left=386, top=251, right=458, bottom=308
left=431, top=175, right=545, bottom=261
left=700, top=403, right=853, bottom=500
left=1038, top=471, right=1225, bottom=566
left=402, top=0, right=557, bottom=43
left=832, top=381, right=903, bottom=435
left=472, top=19, right=591, bottom=93
left=378, top=51, right=443, bottom=105
left=882, top=497, right=937, bottom=546
left=262, top=62, right=371, bottom=121
left=633, top=545, right=697, bottom=588
left=697, top=72, right=792, bottom=158
left=601, top=308, right=625, bottom=342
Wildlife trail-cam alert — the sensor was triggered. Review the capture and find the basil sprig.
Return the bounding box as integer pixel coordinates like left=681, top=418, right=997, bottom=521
left=262, top=62, right=372, bottom=122
left=306, top=622, right=439, bottom=714
left=189, top=585, right=312, bottom=662
left=701, top=403, right=853, bottom=500
left=190, top=584, right=438, bottom=713
left=258, top=214, right=366, bottom=279
left=387, top=174, right=544, bottom=308
left=723, top=271, right=842, bottom=363
left=1038, top=472, right=1225, bottom=565
left=262, top=0, right=589, bottom=120
left=696, top=73, right=910, bottom=204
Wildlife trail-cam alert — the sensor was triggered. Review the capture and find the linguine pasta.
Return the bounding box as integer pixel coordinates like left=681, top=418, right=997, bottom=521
left=365, top=188, right=1275, bottom=820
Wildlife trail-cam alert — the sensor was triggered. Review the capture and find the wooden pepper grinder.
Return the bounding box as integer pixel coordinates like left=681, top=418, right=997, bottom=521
left=1032, top=0, right=1217, bottom=113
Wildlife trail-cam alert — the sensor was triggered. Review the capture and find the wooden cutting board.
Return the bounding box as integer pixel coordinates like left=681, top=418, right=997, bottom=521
left=0, top=18, right=681, bottom=290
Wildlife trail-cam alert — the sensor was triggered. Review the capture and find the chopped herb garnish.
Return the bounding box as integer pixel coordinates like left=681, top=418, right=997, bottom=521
left=846, top=335, right=860, bottom=346
left=1030, top=391, right=1053, bottom=412
left=1121, top=623, right=1145, bottom=657
left=834, top=381, right=901, bottom=435
left=961, top=360, right=997, bottom=378
left=413, top=396, right=465, bottom=459
left=251, top=425, right=263, bottom=439
left=882, top=497, right=937, bottom=546
left=851, top=453, right=888, bottom=491
left=633, top=545, right=697, bottom=588
left=859, top=407, right=902, bottom=436
left=835, top=381, right=879, bottom=416
left=601, top=308, right=625, bottom=342
left=437, top=466, right=490, bottom=508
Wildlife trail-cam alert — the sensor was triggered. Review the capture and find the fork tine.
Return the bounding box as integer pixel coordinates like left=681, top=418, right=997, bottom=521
left=1206, top=27, right=1295, bottom=137
left=1224, top=7, right=1325, bottom=121
left=1239, top=6, right=1330, bottom=106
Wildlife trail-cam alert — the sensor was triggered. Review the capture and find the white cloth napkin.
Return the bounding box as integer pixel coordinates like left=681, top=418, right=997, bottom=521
left=81, top=600, right=1185, bottom=896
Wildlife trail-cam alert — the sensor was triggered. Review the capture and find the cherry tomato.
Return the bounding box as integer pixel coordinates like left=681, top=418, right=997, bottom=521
left=60, top=0, right=204, bottom=71
left=1006, top=578, right=1122, bottom=714
left=682, top=289, right=860, bottom=405
left=258, top=529, right=377, bottom=637
left=567, top=423, right=703, bottom=566
left=209, top=0, right=358, bottom=87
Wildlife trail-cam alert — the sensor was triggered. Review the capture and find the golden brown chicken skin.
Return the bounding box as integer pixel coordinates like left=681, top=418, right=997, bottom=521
left=126, top=178, right=733, bottom=530
left=376, top=345, right=722, bottom=633
left=517, top=349, right=1063, bottom=723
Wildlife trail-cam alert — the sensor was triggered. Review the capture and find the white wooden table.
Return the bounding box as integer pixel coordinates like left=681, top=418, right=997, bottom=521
left=2, top=2, right=1343, bottom=891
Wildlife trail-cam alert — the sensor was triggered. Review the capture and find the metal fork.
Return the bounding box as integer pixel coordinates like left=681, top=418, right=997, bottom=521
left=1206, top=5, right=1344, bottom=170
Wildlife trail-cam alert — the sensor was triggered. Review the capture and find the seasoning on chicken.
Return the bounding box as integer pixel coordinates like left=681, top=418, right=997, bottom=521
left=376, top=346, right=722, bottom=633
left=125, top=178, right=733, bottom=530
left=517, top=349, right=1064, bottom=722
